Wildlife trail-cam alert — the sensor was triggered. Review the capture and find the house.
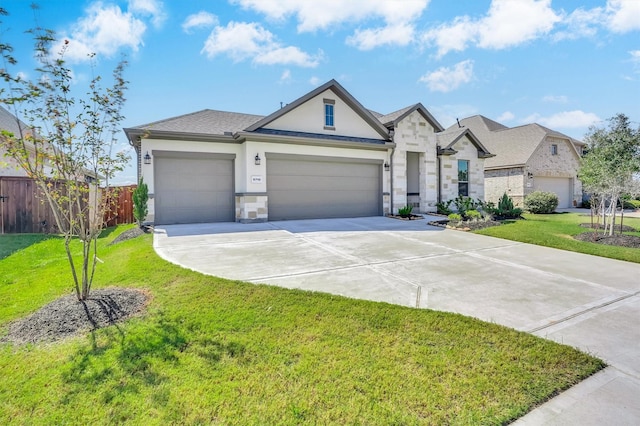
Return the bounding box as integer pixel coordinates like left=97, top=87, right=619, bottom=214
left=124, top=80, right=492, bottom=225
left=452, top=115, right=584, bottom=208
left=0, top=105, right=35, bottom=177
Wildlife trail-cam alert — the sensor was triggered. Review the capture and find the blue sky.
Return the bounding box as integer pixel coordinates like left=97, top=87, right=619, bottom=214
left=2, top=0, right=639, bottom=184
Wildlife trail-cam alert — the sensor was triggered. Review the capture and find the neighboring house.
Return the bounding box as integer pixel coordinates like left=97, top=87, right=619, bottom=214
left=0, top=105, right=36, bottom=177
left=124, top=79, right=492, bottom=225
left=452, top=115, right=584, bottom=208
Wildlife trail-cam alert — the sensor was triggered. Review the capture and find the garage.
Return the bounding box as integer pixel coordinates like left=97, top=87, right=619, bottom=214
left=533, top=177, right=572, bottom=208
left=154, top=152, right=235, bottom=224
left=267, top=154, right=382, bottom=220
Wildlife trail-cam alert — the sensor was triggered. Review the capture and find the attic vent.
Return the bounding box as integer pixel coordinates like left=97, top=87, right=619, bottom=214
left=419, top=122, right=426, bottom=127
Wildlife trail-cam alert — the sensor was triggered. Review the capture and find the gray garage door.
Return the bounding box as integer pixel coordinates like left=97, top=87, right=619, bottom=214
left=534, top=177, right=572, bottom=208
left=154, top=152, right=235, bottom=224
left=267, top=154, right=382, bottom=220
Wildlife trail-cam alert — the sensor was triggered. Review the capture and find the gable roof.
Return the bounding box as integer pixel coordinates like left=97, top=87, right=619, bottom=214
left=245, top=79, right=391, bottom=140
left=378, top=103, right=444, bottom=131
left=436, top=126, right=494, bottom=158
left=454, top=115, right=580, bottom=169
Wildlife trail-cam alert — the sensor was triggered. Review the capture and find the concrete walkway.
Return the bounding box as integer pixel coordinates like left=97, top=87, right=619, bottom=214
left=154, top=216, right=640, bottom=425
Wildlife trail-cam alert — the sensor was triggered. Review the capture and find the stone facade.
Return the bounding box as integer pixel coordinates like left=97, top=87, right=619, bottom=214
left=484, top=167, right=526, bottom=206
left=235, top=193, right=268, bottom=223
left=439, top=137, right=485, bottom=204
left=391, top=110, right=439, bottom=213
left=484, top=137, right=582, bottom=207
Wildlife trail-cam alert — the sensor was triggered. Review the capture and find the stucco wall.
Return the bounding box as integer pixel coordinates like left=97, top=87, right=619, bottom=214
left=264, top=89, right=383, bottom=140
left=391, top=110, right=438, bottom=213
left=440, top=136, right=485, bottom=204
left=140, top=137, right=390, bottom=222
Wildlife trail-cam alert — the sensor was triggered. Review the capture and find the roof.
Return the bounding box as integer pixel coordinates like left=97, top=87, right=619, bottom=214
left=245, top=79, right=391, bottom=140
left=378, top=103, right=444, bottom=131
left=126, top=109, right=264, bottom=136
left=0, top=105, right=33, bottom=138
left=435, top=126, right=493, bottom=158
left=453, top=115, right=581, bottom=169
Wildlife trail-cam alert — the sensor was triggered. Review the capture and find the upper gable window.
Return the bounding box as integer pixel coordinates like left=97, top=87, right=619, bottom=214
left=551, top=144, right=558, bottom=155
left=324, top=99, right=335, bottom=130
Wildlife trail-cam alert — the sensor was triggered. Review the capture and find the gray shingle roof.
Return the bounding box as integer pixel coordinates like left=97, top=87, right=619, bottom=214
left=0, top=105, right=32, bottom=136
left=130, top=109, right=264, bottom=135
left=453, top=115, right=578, bottom=169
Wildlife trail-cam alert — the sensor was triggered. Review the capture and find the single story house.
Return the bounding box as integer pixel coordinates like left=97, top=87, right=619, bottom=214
left=452, top=115, right=584, bottom=208
left=124, top=80, right=492, bottom=224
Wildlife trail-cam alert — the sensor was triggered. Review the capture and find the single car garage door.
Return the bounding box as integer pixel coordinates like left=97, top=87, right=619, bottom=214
left=267, top=154, right=382, bottom=220
left=154, top=151, right=235, bottom=225
left=533, top=177, right=572, bottom=208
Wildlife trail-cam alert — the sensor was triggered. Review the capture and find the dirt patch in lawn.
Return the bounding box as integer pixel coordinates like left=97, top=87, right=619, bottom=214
left=574, top=232, right=640, bottom=248
left=109, top=226, right=152, bottom=246
left=579, top=223, right=637, bottom=233
left=0, top=288, right=150, bottom=346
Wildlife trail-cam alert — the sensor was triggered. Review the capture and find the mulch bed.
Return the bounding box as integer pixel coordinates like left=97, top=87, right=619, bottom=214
left=428, top=219, right=503, bottom=231
left=108, top=226, right=152, bottom=245
left=573, top=232, right=640, bottom=248
left=0, top=288, right=150, bottom=346
left=579, top=223, right=637, bottom=233
left=387, top=214, right=424, bottom=220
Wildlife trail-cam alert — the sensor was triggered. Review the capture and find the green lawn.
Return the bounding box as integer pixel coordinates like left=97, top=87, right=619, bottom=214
left=0, top=227, right=604, bottom=425
left=474, top=212, right=640, bottom=263
left=0, top=233, right=53, bottom=260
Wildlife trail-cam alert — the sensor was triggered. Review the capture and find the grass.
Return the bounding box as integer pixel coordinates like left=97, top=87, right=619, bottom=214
left=0, top=233, right=54, bottom=260
left=0, top=227, right=604, bottom=425
left=474, top=212, right=640, bottom=263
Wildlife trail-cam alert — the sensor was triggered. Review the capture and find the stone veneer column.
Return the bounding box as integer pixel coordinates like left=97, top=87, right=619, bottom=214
left=235, top=193, right=268, bottom=223
left=392, top=150, right=407, bottom=214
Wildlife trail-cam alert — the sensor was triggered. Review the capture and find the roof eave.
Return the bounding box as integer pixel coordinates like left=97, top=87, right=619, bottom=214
left=124, top=128, right=239, bottom=145
left=237, top=131, right=394, bottom=151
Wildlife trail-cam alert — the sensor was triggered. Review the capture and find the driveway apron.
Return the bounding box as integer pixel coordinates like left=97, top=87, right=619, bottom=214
left=154, top=216, right=640, bottom=425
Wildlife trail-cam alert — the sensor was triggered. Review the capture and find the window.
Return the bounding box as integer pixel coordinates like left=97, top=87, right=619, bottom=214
left=551, top=144, right=558, bottom=155
left=324, top=99, right=335, bottom=129
left=458, top=160, right=469, bottom=197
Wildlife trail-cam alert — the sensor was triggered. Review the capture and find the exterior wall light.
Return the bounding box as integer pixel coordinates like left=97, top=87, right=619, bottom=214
left=143, top=151, right=152, bottom=165
left=527, top=171, right=533, bottom=179
left=255, top=154, right=261, bottom=165
left=384, top=162, right=390, bottom=171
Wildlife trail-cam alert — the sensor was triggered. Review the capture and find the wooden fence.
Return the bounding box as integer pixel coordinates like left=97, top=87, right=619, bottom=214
left=0, top=176, right=137, bottom=234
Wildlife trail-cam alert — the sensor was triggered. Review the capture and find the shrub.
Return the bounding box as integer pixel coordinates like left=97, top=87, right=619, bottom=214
left=524, top=191, right=559, bottom=214
left=133, top=178, right=149, bottom=227
left=436, top=200, right=453, bottom=215
left=398, top=205, right=413, bottom=217
left=453, top=196, right=480, bottom=217
left=447, top=213, right=462, bottom=223
left=490, top=193, right=523, bottom=219
left=466, top=209, right=482, bottom=220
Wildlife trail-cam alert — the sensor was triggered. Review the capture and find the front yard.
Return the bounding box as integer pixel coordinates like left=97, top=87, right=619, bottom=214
left=0, top=227, right=604, bottom=425
left=474, top=212, right=640, bottom=263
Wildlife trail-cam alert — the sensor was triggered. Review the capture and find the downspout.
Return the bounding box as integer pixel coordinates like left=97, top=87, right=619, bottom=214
left=389, top=128, right=395, bottom=215
left=436, top=146, right=442, bottom=204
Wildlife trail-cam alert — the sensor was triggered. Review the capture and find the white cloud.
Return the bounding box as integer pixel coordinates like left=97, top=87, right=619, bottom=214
left=418, top=60, right=474, bottom=93
left=428, top=104, right=479, bottom=129
left=522, top=110, right=601, bottom=128
left=129, top=0, right=166, bottom=28
left=182, top=11, right=218, bottom=33
left=16, top=71, right=28, bottom=81
left=231, top=0, right=429, bottom=49
left=542, top=95, right=568, bottom=103
left=201, top=21, right=321, bottom=67
left=309, top=76, right=321, bottom=86
left=553, top=7, right=604, bottom=41
left=346, top=23, right=415, bottom=50
left=60, top=2, right=147, bottom=62
left=422, top=0, right=560, bottom=57
left=497, top=111, right=515, bottom=122
left=607, top=0, right=640, bottom=33
left=280, top=69, right=291, bottom=83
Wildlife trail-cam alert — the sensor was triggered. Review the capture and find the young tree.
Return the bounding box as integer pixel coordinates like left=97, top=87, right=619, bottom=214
left=133, top=177, right=149, bottom=228
left=579, top=114, right=640, bottom=236
left=0, top=7, right=130, bottom=300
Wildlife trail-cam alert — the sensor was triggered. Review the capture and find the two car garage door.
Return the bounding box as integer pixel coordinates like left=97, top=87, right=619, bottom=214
left=153, top=152, right=382, bottom=224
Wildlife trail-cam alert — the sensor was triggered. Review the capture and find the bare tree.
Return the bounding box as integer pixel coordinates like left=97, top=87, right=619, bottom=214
left=0, top=7, right=129, bottom=300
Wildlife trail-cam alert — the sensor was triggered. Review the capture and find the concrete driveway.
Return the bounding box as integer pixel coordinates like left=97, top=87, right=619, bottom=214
left=154, top=216, right=640, bottom=425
